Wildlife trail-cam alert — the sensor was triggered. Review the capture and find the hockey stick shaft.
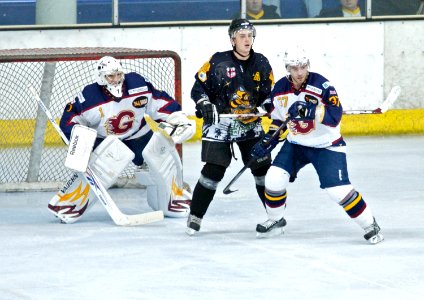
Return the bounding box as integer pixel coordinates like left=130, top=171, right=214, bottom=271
left=222, top=120, right=288, bottom=195
left=342, top=86, right=401, bottom=115
left=219, top=86, right=401, bottom=118
left=29, top=86, right=164, bottom=226
left=220, top=112, right=268, bottom=118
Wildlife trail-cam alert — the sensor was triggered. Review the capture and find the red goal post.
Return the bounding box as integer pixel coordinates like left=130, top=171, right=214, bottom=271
left=0, top=47, right=181, bottom=191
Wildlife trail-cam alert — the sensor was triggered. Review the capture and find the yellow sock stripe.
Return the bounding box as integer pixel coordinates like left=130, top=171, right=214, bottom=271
left=265, top=191, right=287, bottom=202
left=344, top=193, right=362, bottom=211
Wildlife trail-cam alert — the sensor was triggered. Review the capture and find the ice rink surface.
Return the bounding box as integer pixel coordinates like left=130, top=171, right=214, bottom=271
left=1, top=136, right=424, bottom=300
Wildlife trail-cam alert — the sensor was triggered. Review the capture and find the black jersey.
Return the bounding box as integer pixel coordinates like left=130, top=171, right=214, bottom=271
left=191, top=50, right=274, bottom=142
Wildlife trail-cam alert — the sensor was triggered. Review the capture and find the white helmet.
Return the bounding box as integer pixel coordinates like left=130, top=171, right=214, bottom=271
left=95, top=56, right=125, bottom=97
left=283, top=47, right=310, bottom=72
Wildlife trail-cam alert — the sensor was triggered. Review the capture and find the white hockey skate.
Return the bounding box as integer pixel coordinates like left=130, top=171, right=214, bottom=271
left=256, top=217, right=287, bottom=238
left=364, top=218, right=384, bottom=244
left=186, top=214, right=202, bottom=236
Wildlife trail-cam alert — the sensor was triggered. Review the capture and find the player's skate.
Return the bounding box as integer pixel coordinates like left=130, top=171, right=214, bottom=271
left=256, top=217, right=287, bottom=238
left=186, top=214, right=202, bottom=236
left=364, top=218, right=384, bottom=244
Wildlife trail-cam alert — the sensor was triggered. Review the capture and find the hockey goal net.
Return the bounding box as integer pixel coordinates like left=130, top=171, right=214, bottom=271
left=0, top=47, right=181, bottom=191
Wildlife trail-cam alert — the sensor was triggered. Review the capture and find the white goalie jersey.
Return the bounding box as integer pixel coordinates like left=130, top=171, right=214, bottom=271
left=48, top=114, right=195, bottom=223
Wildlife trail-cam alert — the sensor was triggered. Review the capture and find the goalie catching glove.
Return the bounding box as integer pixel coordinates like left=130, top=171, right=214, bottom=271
left=159, top=111, right=196, bottom=144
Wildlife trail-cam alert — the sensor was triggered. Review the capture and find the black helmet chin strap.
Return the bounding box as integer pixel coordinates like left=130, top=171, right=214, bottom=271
left=233, top=46, right=251, bottom=59
left=232, top=38, right=254, bottom=59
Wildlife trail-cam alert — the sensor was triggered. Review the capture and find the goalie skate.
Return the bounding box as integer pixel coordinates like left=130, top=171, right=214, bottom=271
left=364, top=218, right=384, bottom=245
left=256, top=217, right=287, bottom=238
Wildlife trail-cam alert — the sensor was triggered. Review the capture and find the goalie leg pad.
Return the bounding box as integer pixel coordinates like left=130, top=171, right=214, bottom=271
left=141, top=132, right=191, bottom=218
left=89, top=136, right=135, bottom=189
left=49, top=137, right=134, bottom=223
left=64, top=125, right=97, bottom=172
left=48, top=172, right=97, bottom=224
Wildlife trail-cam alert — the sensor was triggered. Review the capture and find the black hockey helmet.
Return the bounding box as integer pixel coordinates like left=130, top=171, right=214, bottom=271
left=228, top=18, right=256, bottom=39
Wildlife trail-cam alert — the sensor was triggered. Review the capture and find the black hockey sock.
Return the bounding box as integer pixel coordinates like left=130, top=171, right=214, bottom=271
left=190, top=181, right=216, bottom=218
left=256, top=184, right=266, bottom=208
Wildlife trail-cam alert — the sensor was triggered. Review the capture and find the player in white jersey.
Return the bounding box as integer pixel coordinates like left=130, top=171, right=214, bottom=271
left=50, top=56, right=194, bottom=223
left=251, top=48, right=384, bottom=244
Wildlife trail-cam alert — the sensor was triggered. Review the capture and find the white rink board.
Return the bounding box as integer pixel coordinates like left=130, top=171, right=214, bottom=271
left=2, top=20, right=423, bottom=112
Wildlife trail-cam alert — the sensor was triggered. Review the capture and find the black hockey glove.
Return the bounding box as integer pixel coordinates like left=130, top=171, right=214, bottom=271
left=196, top=99, right=219, bottom=126
left=288, top=101, right=316, bottom=120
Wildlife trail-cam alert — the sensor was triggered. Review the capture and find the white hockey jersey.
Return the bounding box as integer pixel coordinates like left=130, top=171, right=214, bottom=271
left=270, top=72, right=345, bottom=148
left=60, top=72, right=180, bottom=141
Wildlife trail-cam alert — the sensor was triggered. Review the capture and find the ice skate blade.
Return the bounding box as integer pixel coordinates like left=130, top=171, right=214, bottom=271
left=185, top=227, right=198, bottom=236
left=256, top=227, right=284, bottom=239
left=368, top=233, right=384, bottom=245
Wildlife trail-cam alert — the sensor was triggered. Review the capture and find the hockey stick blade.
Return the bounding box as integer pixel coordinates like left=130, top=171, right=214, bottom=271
left=343, top=86, right=401, bottom=115
left=29, top=85, right=164, bottom=226
left=379, top=85, right=401, bottom=113
left=223, top=163, right=250, bottom=195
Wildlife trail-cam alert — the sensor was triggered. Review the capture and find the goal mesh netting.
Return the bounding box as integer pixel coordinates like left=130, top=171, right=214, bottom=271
left=0, top=48, right=181, bottom=191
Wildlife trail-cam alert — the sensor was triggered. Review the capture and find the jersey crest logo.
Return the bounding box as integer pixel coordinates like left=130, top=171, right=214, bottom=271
left=288, top=119, right=315, bottom=135
left=226, top=67, right=236, bottom=78
left=105, top=110, right=135, bottom=135
left=133, top=96, right=148, bottom=108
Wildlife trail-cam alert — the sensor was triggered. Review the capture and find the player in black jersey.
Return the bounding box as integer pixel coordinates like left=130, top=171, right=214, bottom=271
left=186, top=19, right=275, bottom=235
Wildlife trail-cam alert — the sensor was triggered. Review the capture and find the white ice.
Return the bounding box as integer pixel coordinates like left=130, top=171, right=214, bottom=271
left=1, top=136, right=424, bottom=300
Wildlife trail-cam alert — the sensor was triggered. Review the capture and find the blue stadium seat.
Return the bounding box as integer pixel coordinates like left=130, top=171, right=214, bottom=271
left=0, top=0, right=35, bottom=25
left=0, top=0, right=241, bottom=25
left=280, top=0, right=308, bottom=19
left=78, top=0, right=240, bottom=23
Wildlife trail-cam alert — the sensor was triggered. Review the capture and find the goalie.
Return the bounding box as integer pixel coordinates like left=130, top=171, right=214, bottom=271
left=49, top=56, right=195, bottom=223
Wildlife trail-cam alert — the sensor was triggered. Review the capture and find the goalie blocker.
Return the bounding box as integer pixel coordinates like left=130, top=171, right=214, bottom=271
left=48, top=114, right=194, bottom=223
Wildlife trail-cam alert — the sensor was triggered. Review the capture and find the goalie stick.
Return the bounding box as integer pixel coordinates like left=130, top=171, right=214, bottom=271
left=219, top=86, right=401, bottom=119
left=28, top=86, right=164, bottom=226
left=223, top=120, right=288, bottom=195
